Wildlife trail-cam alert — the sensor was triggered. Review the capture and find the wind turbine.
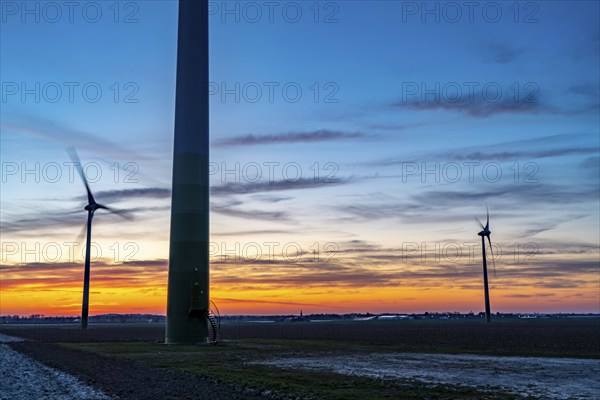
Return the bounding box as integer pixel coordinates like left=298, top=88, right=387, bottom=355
left=476, top=205, right=495, bottom=324
left=67, top=147, right=131, bottom=329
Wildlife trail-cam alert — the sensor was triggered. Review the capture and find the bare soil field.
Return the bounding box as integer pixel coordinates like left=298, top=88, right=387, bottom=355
left=3, top=319, right=599, bottom=358
left=1, top=319, right=599, bottom=399
left=255, top=352, right=600, bottom=399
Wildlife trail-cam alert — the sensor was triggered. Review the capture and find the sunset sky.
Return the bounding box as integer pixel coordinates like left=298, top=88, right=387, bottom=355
left=1, top=1, right=599, bottom=316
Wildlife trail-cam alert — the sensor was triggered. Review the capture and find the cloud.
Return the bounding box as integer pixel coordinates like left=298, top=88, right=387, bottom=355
left=2, top=177, right=350, bottom=236
left=87, top=188, right=171, bottom=203
left=0, top=261, right=81, bottom=272
left=503, top=260, right=600, bottom=280
left=522, top=223, right=559, bottom=237
left=573, top=28, right=600, bottom=59
left=0, top=258, right=169, bottom=292
left=482, top=42, right=525, bottom=64
left=212, top=203, right=289, bottom=222
left=212, top=197, right=289, bottom=221
left=1, top=259, right=167, bottom=273
left=213, top=264, right=404, bottom=288
left=333, top=184, right=598, bottom=225
left=3, top=239, right=597, bottom=299
left=504, top=293, right=556, bottom=298
left=0, top=203, right=169, bottom=237
left=122, top=259, right=167, bottom=267
left=592, top=28, right=600, bottom=54
left=580, top=157, right=599, bottom=169
left=411, top=185, right=598, bottom=207
left=369, top=134, right=598, bottom=166
left=249, top=194, right=293, bottom=203
left=391, top=97, right=550, bottom=118
left=1, top=210, right=91, bottom=235
left=513, top=240, right=599, bottom=256
left=520, top=214, right=588, bottom=237
left=2, top=114, right=154, bottom=161
left=389, top=81, right=597, bottom=116
left=215, top=130, right=365, bottom=146
left=441, top=147, right=598, bottom=162
left=214, top=229, right=293, bottom=237
left=211, top=177, right=348, bottom=196
left=568, top=84, right=600, bottom=100
left=213, top=297, right=323, bottom=307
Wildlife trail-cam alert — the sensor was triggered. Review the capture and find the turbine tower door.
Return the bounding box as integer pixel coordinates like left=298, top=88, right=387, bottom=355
left=189, top=282, right=206, bottom=320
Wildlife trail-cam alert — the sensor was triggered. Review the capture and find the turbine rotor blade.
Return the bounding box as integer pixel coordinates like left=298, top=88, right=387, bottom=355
left=98, top=204, right=134, bottom=220
left=485, top=204, right=490, bottom=230
left=74, top=221, right=87, bottom=250
left=487, top=235, right=496, bottom=277
left=474, top=216, right=485, bottom=230
left=67, top=147, right=96, bottom=205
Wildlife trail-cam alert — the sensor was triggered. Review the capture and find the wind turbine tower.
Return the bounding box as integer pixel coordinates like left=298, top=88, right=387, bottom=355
left=476, top=206, right=495, bottom=324
left=165, top=0, right=210, bottom=344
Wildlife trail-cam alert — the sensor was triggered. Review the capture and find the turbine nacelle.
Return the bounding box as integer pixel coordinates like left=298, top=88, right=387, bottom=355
left=85, top=203, right=99, bottom=212
left=475, top=204, right=491, bottom=237
left=84, top=203, right=108, bottom=213
left=478, top=229, right=491, bottom=237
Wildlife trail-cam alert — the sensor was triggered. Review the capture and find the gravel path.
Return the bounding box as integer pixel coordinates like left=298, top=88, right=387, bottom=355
left=0, top=334, right=113, bottom=400
left=256, top=352, right=600, bottom=399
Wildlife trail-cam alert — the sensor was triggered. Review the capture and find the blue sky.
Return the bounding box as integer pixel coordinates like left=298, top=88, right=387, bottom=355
left=1, top=1, right=599, bottom=315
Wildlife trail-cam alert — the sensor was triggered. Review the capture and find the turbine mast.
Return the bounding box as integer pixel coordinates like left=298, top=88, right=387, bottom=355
left=481, top=235, right=491, bottom=323
left=81, top=209, right=94, bottom=329
left=166, top=0, right=210, bottom=344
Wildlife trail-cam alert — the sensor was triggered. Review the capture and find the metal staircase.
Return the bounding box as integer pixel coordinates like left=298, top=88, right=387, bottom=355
left=207, top=300, right=221, bottom=344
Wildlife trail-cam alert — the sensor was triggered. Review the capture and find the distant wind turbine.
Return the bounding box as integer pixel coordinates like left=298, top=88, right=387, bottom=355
left=67, top=147, right=131, bottom=329
left=475, top=205, right=495, bottom=323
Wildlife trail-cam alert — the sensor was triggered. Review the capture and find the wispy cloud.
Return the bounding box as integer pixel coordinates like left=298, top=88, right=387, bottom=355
left=215, top=130, right=366, bottom=146
left=568, top=83, right=600, bottom=100
left=2, top=114, right=155, bottom=161
left=481, top=42, right=525, bottom=64
left=211, top=250, right=599, bottom=291
left=370, top=134, right=599, bottom=166
left=214, top=229, right=292, bottom=237
left=212, top=203, right=289, bottom=222
left=504, top=293, right=556, bottom=298
left=391, top=97, right=549, bottom=118
left=211, top=177, right=348, bottom=196
left=520, top=214, right=588, bottom=237
left=3, top=241, right=597, bottom=302
left=0, top=259, right=168, bottom=291
left=411, top=184, right=598, bottom=207
left=213, top=297, right=322, bottom=307
left=580, top=156, right=599, bottom=169
left=249, top=194, right=293, bottom=203
left=87, top=188, right=171, bottom=203
left=1, top=210, right=91, bottom=235
left=2, top=177, right=351, bottom=235
left=441, top=147, right=598, bottom=162
left=334, top=184, right=598, bottom=224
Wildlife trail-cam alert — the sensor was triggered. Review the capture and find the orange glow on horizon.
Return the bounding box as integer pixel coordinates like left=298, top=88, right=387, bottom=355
left=2, top=251, right=599, bottom=316
left=2, top=269, right=599, bottom=316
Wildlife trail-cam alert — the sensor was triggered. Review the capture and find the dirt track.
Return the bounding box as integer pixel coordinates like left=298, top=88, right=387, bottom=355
left=0, top=334, right=112, bottom=400
left=4, top=337, right=269, bottom=400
